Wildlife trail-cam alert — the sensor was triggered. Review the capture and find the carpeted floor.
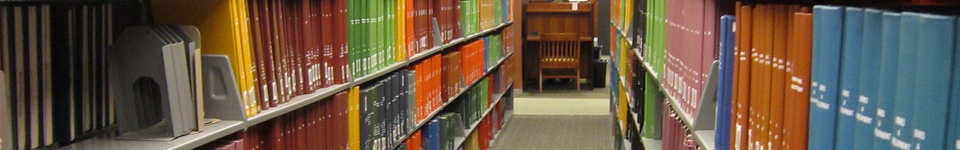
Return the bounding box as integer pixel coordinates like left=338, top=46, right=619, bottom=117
left=492, top=55, right=614, bottom=150
left=492, top=115, right=614, bottom=150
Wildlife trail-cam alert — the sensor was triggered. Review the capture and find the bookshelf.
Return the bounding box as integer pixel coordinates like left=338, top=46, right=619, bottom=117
left=55, top=22, right=515, bottom=150
left=638, top=56, right=717, bottom=150
left=610, top=0, right=960, bottom=150
left=386, top=52, right=515, bottom=150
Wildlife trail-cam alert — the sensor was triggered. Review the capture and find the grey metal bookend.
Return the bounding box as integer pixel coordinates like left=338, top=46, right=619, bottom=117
left=693, top=60, right=719, bottom=131
left=110, top=26, right=190, bottom=141
left=433, top=17, right=443, bottom=47
left=200, top=55, right=246, bottom=121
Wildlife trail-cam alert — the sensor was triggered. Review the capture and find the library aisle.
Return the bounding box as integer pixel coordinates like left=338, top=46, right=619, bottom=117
left=492, top=71, right=614, bottom=150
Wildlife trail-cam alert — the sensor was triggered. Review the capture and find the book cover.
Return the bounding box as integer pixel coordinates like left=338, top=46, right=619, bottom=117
left=910, top=13, right=956, bottom=150
left=873, top=12, right=901, bottom=150
left=853, top=8, right=882, bottom=150
left=808, top=5, right=843, bottom=150
left=836, top=7, right=864, bottom=150
left=891, top=12, right=921, bottom=150
left=784, top=12, right=812, bottom=150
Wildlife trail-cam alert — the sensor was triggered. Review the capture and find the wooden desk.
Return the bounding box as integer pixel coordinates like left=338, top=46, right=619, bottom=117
left=523, top=1, right=595, bottom=85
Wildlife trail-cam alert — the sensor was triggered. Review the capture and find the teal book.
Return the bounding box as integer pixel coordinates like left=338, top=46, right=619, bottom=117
left=809, top=6, right=844, bottom=150
left=947, top=16, right=960, bottom=150
left=890, top=12, right=921, bottom=150
left=836, top=7, right=864, bottom=150
left=874, top=12, right=900, bottom=150
left=854, top=8, right=882, bottom=150
left=910, top=13, right=956, bottom=150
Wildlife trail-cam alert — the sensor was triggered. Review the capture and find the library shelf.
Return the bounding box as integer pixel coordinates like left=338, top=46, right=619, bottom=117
left=453, top=84, right=513, bottom=149
left=59, top=22, right=514, bottom=150
left=387, top=52, right=515, bottom=150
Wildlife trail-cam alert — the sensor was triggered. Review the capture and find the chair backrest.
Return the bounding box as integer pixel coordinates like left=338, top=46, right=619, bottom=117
left=539, top=33, right=580, bottom=69
left=539, top=33, right=580, bottom=63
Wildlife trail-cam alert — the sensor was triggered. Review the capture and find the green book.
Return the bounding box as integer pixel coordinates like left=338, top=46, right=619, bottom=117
left=358, top=0, right=367, bottom=77
left=480, top=78, right=488, bottom=113
left=387, top=0, right=395, bottom=65
left=348, top=0, right=357, bottom=79
left=643, top=75, right=663, bottom=138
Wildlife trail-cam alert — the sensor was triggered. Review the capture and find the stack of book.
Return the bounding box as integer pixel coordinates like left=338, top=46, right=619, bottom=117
left=412, top=55, right=443, bottom=124
left=460, top=40, right=486, bottom=86
left=711, top=4, right=960, bottom=150
left=441, top=51, right=464, bottom=101
left=459, top=0, right=480, bottom=37
left=0, top=3, right=127, bottom=149
left=239, top=90, right=349, bottom=150
left=358, top=71, right=416, bottom=150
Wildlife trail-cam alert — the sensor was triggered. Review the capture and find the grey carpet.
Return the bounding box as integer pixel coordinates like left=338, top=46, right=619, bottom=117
left=492, top=115, right=614, bottom=150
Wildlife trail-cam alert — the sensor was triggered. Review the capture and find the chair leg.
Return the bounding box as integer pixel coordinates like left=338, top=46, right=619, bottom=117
left=576, top=68, right=581, bottom=91
left=539, top=69, right=543, bottom=93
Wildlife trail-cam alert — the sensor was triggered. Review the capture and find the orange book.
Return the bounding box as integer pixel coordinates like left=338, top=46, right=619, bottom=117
left=767, top=5, right=791, bottom=149
left=783, top=12, right=812, bottom=150
left=751, top=5, right=775, bottom=150
left=408, top=131, right=423, bottom=150
left=732, top=4, right=753, bottom=150
left=415, top=64, right=425, bottom=122
left=730, top=3, right=742, bottom=150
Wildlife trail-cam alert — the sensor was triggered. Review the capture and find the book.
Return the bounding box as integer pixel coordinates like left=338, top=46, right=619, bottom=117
left=853, top=8, right=883, bottom=150
left=836, top=7, right=864, bottom=150
left=808, top=5, right=844, bottom=150
left=716, top=15, right=735, bottom=150
left=891, top=12, right=922, bottom=150
left=873, top=11, right=901, bottom=150
left=731, top=5, right=752, bottom=149
left=784, top=12, right=812, bottom=150
left=909, top=13, right=956, bottom=150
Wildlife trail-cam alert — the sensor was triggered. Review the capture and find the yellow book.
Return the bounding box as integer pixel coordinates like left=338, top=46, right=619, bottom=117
left=229, top=0, right=256, bottom=117
left=151, top=0, right=255, bottom=116
left=396, top=0, right=406, bottom=62
left=348, top=86, right=361, bottom=150
left=465, top=131, right=480, bottom=150
left=618, top=83, right=628, bottom=134
left=236, top=0, right=259, bottom=114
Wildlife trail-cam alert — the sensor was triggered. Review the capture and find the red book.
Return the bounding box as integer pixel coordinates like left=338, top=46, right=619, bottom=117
left=452, top=0, right=462, bottom=40
left=263, top=0, right=280, bottom=107
left=442, top=54, right=450, bottom=100
left=425, top=0, right=434, bottom=48
left=299, top=0, right=312, bottom=94
left=249, top=0, right=269, bottom=110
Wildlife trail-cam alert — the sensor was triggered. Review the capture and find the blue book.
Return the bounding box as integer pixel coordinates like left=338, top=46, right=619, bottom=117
left=854, top=8, right=883, bottom=150
left=482, top=37, right=490, bottom=70
left=874, top=12, right=901, bottom=150
left=836, top=7, right=865, bottom=150
left=715, top=15, right=735, bottom=150
left=948, top=17, right=960, bottom=150
left=911, top=14, right=956, bottom=150
left=809, top=6, right=845, bottom=150
left=890, top=12, right=922, bottom=150
left=426, top=118, right=441, bottom=150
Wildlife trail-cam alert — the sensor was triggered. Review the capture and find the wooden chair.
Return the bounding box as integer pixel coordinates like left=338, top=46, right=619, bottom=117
left=538, top=33, right=581, bottom=93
